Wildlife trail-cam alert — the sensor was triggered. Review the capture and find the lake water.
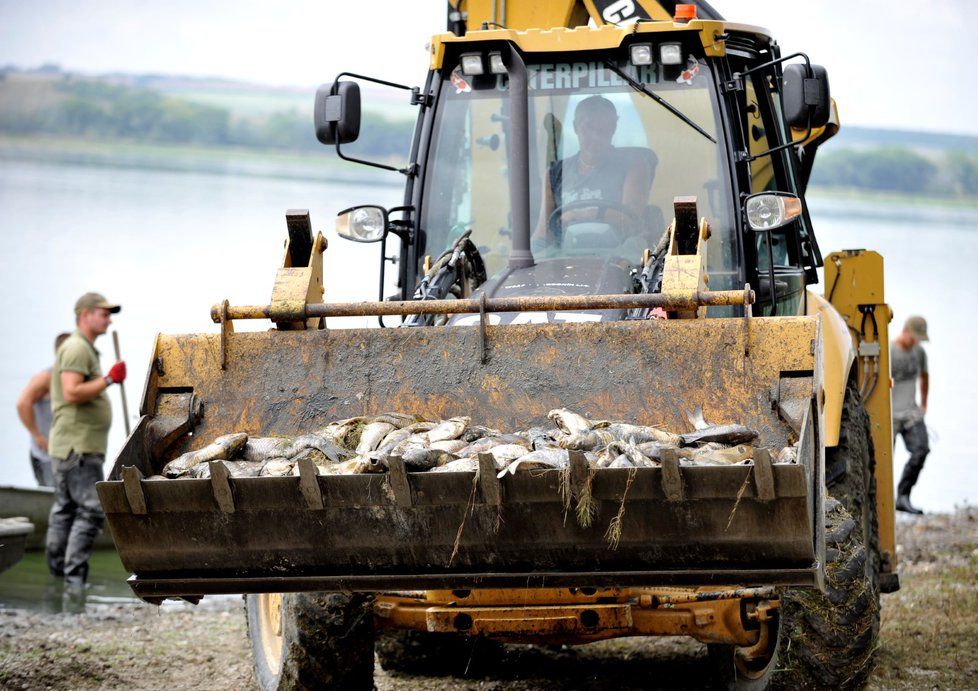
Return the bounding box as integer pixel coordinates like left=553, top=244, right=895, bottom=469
left=0, top=157, right=975, bottom=516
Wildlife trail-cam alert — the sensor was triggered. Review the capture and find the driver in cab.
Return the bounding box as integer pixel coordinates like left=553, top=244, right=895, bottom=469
left=534, top=95, right=656, bottom=246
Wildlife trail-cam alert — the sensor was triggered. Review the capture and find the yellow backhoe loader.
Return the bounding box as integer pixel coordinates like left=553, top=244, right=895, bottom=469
left=97, top=2, right=897, bottom=688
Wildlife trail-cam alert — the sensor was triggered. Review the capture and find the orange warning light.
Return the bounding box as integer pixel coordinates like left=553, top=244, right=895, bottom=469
left=674, top=4, right=697, bottom=22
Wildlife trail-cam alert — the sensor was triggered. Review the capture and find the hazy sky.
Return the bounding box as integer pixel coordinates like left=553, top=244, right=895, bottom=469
left=1, top=0, right=974, bottom=135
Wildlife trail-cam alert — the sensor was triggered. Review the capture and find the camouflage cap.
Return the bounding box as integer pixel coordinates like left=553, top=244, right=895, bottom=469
left=904, top=315, right=928, bottom=342
left=74, top=292, right=121, bottom=315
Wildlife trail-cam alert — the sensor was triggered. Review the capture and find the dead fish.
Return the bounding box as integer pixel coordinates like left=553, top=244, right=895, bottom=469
left=356, top=422, right=396, bottom=454
left=163, top=432, right=248, bottom=478
left=401, top=447, right=458, bottom=471
left=223, top=460, right=264, bottom=478
left=372, top=412, right=421, bottom=428
left=681, top=425, right=758, bottom=447
left=458, top=437, right=508, bottom=456
left=606, top=424, right=682, bottom=446
left=288, top=434, right=351, bottom=462
left=777, top=445, right=798, bottom=464
left=317, top=417, right=374, bottom=449
left=376, top=427, right=416, bottom=454
left=430, top=439, right=469, bottom=454
left=548, top=408, right=592, bottom=436
left=325, top=458, right=385, bottom=475
left=427, top=416, right=471, bottom=443
left=430, top=458, right=480, bottom=473
left=557, top=429, right=615, bottom=451
left=608, top=455, right=635, bottom=468
left=242, top=437, right=293, bottom=462
left=498, top=448, right=568, bottom=477
left=526, top=427, right=556, bottom=450
left=459, top=424, right=501, bottom=442
left=488, top=444, right=529, bottom=464
left=691, top=445, right=755, bottom=464
left=261, top=458, right=295, bottom=476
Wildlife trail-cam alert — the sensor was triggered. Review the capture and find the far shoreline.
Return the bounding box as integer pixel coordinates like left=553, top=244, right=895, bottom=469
left=3, top=134, right=978, bottom=209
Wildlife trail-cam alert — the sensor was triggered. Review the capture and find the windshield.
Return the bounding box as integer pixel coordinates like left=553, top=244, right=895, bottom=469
left=419, top=54, right=739, bottom=291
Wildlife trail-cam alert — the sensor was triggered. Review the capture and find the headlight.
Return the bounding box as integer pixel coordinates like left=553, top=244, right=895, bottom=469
left=745, top=193, right=803, bottom=231
left=659, top=43, right=683, bottom=66
left=488, top=52, right=507, bottom=74
left=336, top=205, right=388, bottom=243
left=630, top=43, right=653, bottom=66
left=460, top=53, right=485, bottom=76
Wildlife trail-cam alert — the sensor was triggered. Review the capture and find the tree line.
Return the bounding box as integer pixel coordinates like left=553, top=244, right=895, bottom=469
left=810, top=146, right=978, bottom=199
left=0, top=78, right=414, bottom=157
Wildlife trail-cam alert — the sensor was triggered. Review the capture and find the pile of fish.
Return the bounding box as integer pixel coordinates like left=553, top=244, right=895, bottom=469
left=158, top=408, right=798, bottom=480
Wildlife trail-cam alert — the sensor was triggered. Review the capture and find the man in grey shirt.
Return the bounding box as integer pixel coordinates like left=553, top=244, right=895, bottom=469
left=891, top=315, right=930, bottom=514
left=16, top=333, right=72, bottom=487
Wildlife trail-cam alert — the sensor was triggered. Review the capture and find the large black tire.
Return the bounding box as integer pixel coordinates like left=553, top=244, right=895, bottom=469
left=246, top=592, right=375, bottom=690
left=710, top=499, right=879, bottom=690
left=375, top=629, right=505, bottom=677
left=826, top=380, right=882, bottom=597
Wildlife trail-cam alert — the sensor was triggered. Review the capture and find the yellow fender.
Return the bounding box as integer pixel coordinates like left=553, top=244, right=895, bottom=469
left=807, top=290, right=854, bottom=447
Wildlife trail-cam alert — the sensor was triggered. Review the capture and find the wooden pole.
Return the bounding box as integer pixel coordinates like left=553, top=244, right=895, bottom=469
left=111, top=331, right=131, bottom=436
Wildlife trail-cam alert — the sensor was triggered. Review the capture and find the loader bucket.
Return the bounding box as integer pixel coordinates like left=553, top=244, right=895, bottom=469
left=98, top=315, right=825, bottom=601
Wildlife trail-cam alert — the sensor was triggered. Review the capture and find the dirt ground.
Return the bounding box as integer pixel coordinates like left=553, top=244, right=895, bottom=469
left=1, top=507, right=976, bottom=690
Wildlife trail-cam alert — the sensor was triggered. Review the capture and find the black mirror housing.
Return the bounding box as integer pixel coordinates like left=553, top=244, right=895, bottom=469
left=314, top=80, right=361, bottom=145
left=783, top=64, right=830, bottom=129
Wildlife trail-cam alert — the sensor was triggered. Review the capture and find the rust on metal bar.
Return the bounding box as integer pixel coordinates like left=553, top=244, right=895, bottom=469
left=210, top=289, right=754, bottom=323
left=297, top=457, right=324, bottom=510
left=753, top=448, right=776, bottom=502
left=121, top=466, right=147, bottom=515
left=386, top=456, right=413, bottom=507
left=477, top=454, right=502, bottom=506
left=219, top=299, right=232, bottom=370
left=660, top=449, right=684, bottom=502
left=208, top=461, right=235, bottom=513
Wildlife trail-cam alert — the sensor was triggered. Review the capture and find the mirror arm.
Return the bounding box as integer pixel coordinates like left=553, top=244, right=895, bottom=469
left=331, top=72, right=422, bottom=177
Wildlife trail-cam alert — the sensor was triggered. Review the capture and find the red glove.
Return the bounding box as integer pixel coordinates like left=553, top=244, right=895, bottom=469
left=106, top=361, right=127, bottom=385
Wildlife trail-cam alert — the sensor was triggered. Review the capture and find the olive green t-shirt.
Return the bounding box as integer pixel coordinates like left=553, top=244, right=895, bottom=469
left=49, top=331, right=112, bottom=459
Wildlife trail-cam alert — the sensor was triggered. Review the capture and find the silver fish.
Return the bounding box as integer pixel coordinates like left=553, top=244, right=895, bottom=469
left=372, top=412, right=421, bottom=429
left=261, top=458, right=295, bottom=476
left=288, top=434, right=351, bottom=462
left=356, top=422, right=396, bottom=454
left=325, top=458, right=385, bottom=475
left=401, top=447, right=458, bottom=471
left=460, top=424, right=502, bottom=442
left=430, top=458, right=480, bottom=473
left=548, top=408, right=592, bottom=435
left=557, top=429, right=615, bottom=451
left=223, top=460, right=264, bottom=478
left=430, top=439, right=469, bottom=454
left=605, top=424, right=681, bottom=446
left=777, top=445, right=798, bottom=464
left=241, top=437, right=293, bottom=462
left=427, top=416, right=471, bottom=443
left=488, top=443, right=530, bottom=464
left=691, top=445, right=755, bottom=464
left=608, top=455, right=635, bottom=468
left=527, top=427, right=556, bottom=450
left=163, top=432, right=249, bottom=478
left=681, top=425, right=758, bottom=446
left=498, top=448, right=569, bottom=477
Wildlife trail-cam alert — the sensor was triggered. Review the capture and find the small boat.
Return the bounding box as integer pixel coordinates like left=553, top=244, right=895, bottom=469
left=0, top=517, right=34, bottom=574
left=0, top=485, right=115, bottom=550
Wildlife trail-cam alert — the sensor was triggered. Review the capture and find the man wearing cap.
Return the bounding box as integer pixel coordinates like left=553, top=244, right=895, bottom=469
left=891, top=315, right=930, bottom=514
left=46, top=292, right=126, bottom=586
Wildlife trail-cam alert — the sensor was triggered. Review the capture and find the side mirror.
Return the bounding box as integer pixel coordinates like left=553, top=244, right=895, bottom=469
left=745, top=192, right=802, bottom=232
left=783, top=64, right=830, bottom=129
left=336, top=205, right=387, bottom=243
left=315, top=80, right=361, bottom=145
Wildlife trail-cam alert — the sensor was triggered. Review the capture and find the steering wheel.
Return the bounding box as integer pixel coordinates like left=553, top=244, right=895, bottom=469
left=546, top=199, right=639, bottom=246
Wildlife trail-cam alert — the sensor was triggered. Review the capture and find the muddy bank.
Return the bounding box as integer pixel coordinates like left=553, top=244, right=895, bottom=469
left=1, top=508, right=975, bottom=690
